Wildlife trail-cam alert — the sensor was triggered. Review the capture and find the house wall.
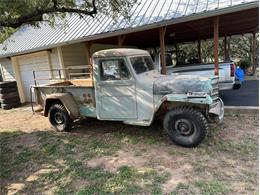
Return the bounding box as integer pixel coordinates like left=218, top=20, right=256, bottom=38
left=60, top=42, right=134, bottom=67
left=59, top=43, right=121, bottom=79
left=0, top=58, right=15, bottom=81
left=61, top=43, right=88, bottom=68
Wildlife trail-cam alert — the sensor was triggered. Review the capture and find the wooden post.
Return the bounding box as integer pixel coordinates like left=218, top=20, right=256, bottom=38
left=85, top=41, right=93, bottom=78
left=159, top=27, right=167, bottom=74
left=57, top=46, right=66, bottom=79
left=46, top=51, right=54, bottom=79
left=252, top=32, right=256, bottom=75
left=198, top=38, right=201, bottom=63
left=213, top=16, right=219, bottom=76
left=118, top=35, right=126, bottom=47
left=11, top=57, right=26, bottom=103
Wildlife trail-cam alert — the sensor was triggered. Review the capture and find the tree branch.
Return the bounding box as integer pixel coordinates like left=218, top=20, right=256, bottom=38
left=0, top=0, right=97, bottom=28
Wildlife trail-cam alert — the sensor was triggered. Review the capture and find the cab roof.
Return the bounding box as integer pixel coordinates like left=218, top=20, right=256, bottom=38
left=92, top=48, right=150, bottom=58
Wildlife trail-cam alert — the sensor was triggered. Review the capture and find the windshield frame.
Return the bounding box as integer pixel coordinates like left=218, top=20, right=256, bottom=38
left=129, top=55, right=155, bottom=75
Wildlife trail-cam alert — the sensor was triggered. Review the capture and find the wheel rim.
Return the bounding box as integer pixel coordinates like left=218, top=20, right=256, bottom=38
left=54, top=112, right=64, bottom=124
left=174, top=118, right=194, bottom=136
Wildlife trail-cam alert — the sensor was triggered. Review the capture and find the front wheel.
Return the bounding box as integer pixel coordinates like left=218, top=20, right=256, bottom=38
left=163, top=107, right=208, bottom=147
left=48, top=104, right=73, bottom=132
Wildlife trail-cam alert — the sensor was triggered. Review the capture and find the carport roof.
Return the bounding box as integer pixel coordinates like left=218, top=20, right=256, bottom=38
left=0, top=0, right=258, bottom=58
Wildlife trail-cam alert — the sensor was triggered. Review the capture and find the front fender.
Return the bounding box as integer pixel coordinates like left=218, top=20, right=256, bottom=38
left=164, top=94, right=213, bottom=105
left=154, top=94, right=213, bottom=113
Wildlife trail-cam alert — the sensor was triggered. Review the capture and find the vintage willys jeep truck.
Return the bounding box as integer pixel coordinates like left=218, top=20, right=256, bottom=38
left=33, top=48, right=224, bottom=147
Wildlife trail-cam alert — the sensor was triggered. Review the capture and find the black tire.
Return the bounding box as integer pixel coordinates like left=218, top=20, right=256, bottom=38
left=48, top=104, right=73, bottom=132
left=1, top=102, right=21, bottom=110
left=0, top=87, right=18, bottom=94
left=163, top=107, right=208, bottom=147
left=0, top=92, right=19, bottom=99
left=233, top=83, right=241, bottom=90
left=0, top=81, right=17, bottom=88
left=0, top=96, right=20, bottom=104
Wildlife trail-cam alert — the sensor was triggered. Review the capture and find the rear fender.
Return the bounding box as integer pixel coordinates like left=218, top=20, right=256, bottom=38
left=44, top=93, right=79, bottom=120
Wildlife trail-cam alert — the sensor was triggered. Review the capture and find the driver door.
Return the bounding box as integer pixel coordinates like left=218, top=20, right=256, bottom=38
left=95, top=58, right=137, bottom=120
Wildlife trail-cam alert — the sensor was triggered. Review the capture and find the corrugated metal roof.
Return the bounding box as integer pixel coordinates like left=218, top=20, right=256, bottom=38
left=0, top=0, right=258, bottom=58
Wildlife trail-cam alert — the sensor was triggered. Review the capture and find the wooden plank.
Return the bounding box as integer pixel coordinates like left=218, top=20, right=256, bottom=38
left=159, top=27, right=167, bottom=74
left=11, top=57, right=26, bottom=103
left=70, top=79, right=93, bottom=87
left=213, top=16, right=219, bottom=76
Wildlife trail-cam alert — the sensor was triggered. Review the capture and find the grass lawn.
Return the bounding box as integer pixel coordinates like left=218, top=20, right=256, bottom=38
left=0, top=105, right=258, bottom=194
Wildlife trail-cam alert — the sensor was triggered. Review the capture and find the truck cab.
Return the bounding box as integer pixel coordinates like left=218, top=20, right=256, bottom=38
left=34, top=48, right=224, bottom=147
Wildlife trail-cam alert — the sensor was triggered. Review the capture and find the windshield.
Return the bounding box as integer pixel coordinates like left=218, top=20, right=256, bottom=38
left=130, top=56, right=155, bottom=74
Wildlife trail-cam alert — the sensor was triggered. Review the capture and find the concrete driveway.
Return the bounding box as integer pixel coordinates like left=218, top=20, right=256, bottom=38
left=220, top=80, right=259, bottom=107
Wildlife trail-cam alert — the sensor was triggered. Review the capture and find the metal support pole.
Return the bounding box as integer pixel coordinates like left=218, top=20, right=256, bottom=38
left=227, top=36, right=231, bottom=61
left=159, top=27, right=167, bottom=74
left=224, top=36, right=228, bottom=61
left=32, top=71, right=37, bottom=86
left=58, top=69, right=61, bottom=79
left=252, top=32, right=257, bottom=75
left=198, top=38, right=201, bottom=63
left=213, top=16, right=219, bottom=76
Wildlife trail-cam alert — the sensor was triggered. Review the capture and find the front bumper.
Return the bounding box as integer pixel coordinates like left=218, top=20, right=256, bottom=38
left=209, top=98, right=224, bottom=123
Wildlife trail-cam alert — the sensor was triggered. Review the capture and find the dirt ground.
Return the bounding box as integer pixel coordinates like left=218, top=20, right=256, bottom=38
left=0, top=105, right=258, bottom=194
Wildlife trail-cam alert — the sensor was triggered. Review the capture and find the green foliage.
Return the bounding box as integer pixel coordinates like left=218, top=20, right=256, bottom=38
left=0, top=0, right=137, bottom=43
left=195, top=180, right=230, bottom=195
left=236, top=58, right=251, bottom=71
left=0, top=27, right=16, bottom=44
left=168, top=34, right=258, bottom=69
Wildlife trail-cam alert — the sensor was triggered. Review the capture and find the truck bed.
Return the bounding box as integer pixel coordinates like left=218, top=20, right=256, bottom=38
left=34, top=79, right=97, bottom=117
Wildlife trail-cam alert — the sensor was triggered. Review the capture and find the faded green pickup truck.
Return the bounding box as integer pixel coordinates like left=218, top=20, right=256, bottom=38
left=33, top=48, right=224, bottom=147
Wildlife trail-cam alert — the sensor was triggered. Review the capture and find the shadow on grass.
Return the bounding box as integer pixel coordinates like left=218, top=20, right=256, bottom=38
left=0, top=124, right=170, bottom=194
left=71, top=118, right=168, bottom=145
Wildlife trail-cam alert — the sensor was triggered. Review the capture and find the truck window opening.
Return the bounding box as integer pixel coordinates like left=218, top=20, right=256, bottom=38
left=130, top=56, right=155, bottom=74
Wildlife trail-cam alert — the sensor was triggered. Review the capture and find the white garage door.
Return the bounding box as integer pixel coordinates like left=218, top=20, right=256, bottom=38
left=19, top=55, right=50, bottom=102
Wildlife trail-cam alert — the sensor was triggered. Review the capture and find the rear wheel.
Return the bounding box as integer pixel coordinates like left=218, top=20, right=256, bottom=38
left=163, top=107, right=208, bottom=147
left=48, top=104, right=73, bottom=132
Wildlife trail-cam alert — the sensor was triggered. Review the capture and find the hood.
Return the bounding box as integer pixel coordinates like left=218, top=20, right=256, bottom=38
left=153, top=75, right=212, bottom=95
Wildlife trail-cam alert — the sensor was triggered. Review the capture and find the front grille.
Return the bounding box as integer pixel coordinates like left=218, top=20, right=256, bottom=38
left=211, top=76, right=219, bottom=104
